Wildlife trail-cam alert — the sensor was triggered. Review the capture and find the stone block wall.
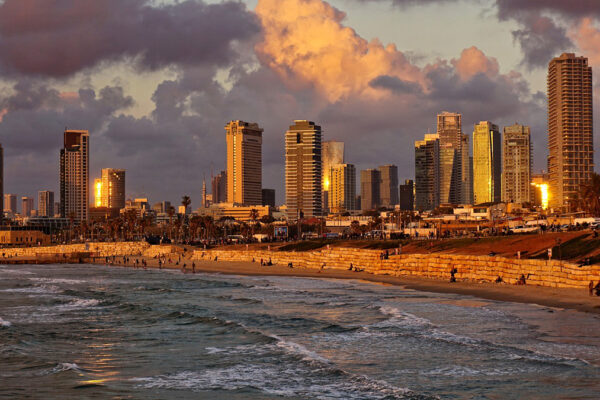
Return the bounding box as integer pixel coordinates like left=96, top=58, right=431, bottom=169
left=192, top=247, right=600, bottom=289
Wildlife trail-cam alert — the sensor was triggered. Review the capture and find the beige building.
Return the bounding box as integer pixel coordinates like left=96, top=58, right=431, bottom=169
left=198, top=203, right=271, bottom=222
left=321, top=141, right=344, bottom=212
left=38, top=191, right=54, bottom=217
left=21, top=197, right=34, bottom=217
left=502, top=124, right=531, bottom=204
left=101, top=168, right=126, bottom=209
left=60, top=130, right=89, bottom=221
left=378, top=165, right=398, bottom=207
left=0, top=229, right=50, bottom=245
left=226, top=120, right=263, bottom=205
left=548, top=53, right=593, bottom=210
left=473, top=122, right=501, bottom=204
left=4, top=193, right=16, bottom=214
left=329, top=164, right=356, bottom=213
left=211, top=170, right=227, bottom=204
left=415, top=134, right=440, bottom=211
left=285, top=120, right=322, bottom=219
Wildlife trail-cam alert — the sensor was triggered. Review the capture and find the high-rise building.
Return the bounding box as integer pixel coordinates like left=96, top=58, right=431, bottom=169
left=285, top=120, right=322, bottom=219
left=379, top=165, right=399, bottom=208
left=502, top=124, right=531, bottom=204
left=202, top=177, right=207, bottom=208
left=38, top=191, right=55, bottom=217
left=153, top=201, right=172, bottom=214
left=226, top=120, right=263, bottom=205
left=415, top=134, right=440, bottom=211
left=99, top=169, right=126, bottom=210
left=21, top=196, right=34, bottom=217
left=548, top=53, right=593, bottom=210
left=473, top=121, right=502, bottom=204
left=461, top=134, right=473, bottom=204
left=321, top=141, right=344, bottom=212
left=437, top=112, right=469, bottom=204
left=262, top=189, right=276, bottom=207
left=329, top=164, right=356, bottom=212
left=60, top=129, right=89, bottom=221
left=399, top=179, right=414, bottom=211
left=211, top=171, right=227, bottom=204
left=360, top=169, right=381, bottom=211
left=4, top=194, right=16, bottom=214
left=94, top=178, right=102, bottom=207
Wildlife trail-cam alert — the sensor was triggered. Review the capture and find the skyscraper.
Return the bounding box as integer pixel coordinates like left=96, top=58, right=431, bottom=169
left=94, top=178, right=102, bottom=207
left=437, top=112, right=469, bottom=204
left=379, top=165, right=399, bottom=208
left=60, top=129, right=89, bottom=221
left=212, top=170, right=227, bottom=204
left=38, top=191, right=55, bottom=217
left=415, top=134, right=440, bottom=211
left=473, top=121, right=501, bottom=204
left=262, top=189, right=276, bottom=207
left=4, top=194, right=16, bottom=214
left=548, top=53, right=593, bottom=210
left=225, top=120, right=263, bottom=205
left=101, top=168, right=125, bottom=209
left=329, top=164, right=356, bottom=212
left=285, top=120, right=322, bottom=219
left=202, top=176, right=207, bottom=208
left=360, top=169, right=381, bottom=211
left=21, top=196, right=34, bottom=217
left=321, top=141, right=344, bottom=212
left=502, top=124, right=531, bottom=204
left=399, top=179, right=414, bottom=211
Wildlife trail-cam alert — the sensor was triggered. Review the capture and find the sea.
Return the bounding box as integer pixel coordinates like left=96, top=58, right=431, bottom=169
left=1, top=263, right=600, bottom=399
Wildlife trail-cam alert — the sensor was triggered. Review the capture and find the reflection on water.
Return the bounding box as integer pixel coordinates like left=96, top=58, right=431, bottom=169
left=1, top=264, right=600, bottom=399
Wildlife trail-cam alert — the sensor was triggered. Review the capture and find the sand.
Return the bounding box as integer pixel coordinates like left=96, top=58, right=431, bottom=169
left=96, top=255, right=600, bottom=315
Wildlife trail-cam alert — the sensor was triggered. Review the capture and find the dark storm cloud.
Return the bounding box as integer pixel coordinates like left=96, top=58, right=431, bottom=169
left=511, top=15, right=573, bottom=68
left=369, top=75, right=423, bottom=94
left=0, top=0, right=259, bottom=77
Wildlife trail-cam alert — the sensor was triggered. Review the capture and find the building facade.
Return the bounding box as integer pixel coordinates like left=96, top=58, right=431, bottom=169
left=38, top=191, right=55, bottom=217
left=60, top=129, right=89, bottom=221
left=226, top=121, right=263, bottom=205
left=415, top=134, right=440, bottom=211
left=4, top=193, right=16, bottom=214
left=285, top=120, right=322, bottom=219
left=211, top=170, right=227, bottom=204
left=378, top=164, right=399, bottom=208
left=399, top=179, right=414, bottom=211
left=21, top=196, right=34, bottom=217
left=321, top=141, right=344, bottom=212
left=437, top=112, right=464, bottom=204
left=329, top=164, right=356, bottom=213
left=548, top=53, right=593, bottom=210
left=502, top=124, right=531, bottom=204
left=101, top=168, right=126, bottom=209
left=360, top=169, right=381, bottom=211
left=473, top=122, right=501, bottom=204
left=262, top=188, right=276, bottom=207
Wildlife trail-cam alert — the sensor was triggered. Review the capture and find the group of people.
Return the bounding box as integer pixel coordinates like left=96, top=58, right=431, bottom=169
left=589, top=281, right=600, bottom=296
left=259, top=258, right=273, bottom=266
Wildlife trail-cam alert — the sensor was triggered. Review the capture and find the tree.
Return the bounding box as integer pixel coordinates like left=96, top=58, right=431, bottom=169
left=181, top=196, right=191, bottom=215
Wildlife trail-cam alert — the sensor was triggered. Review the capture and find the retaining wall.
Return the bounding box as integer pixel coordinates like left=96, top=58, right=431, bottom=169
left=192, top=247, right=600, bottom=289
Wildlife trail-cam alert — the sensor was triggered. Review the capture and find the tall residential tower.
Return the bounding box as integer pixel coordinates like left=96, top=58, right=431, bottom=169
left=60, top=129, right=89, bottom=222
left=285, top=120, right=322, bottom=219
left=548, top=53, right=593, bottom=210
left=473, top=122, right=501, bottom=204
left=225, top=120, right=263, bottom=205
left=502, top=124, right=531, bottom=204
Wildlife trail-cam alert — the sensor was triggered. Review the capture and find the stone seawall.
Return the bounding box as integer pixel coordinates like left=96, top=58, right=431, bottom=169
left=0, top=242, right=180, bottom=259
left=192, top=248, right=600, bottom=289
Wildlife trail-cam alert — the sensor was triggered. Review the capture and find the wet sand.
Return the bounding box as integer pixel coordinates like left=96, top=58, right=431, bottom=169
left=96, top=255, right=600, bottom=315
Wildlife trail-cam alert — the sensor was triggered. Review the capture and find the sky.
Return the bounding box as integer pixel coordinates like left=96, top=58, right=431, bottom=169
left=2, top=0, right=600, bottom=208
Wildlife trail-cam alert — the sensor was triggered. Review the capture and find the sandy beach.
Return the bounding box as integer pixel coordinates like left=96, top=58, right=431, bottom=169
left=96, top=254, right=600, bottom=315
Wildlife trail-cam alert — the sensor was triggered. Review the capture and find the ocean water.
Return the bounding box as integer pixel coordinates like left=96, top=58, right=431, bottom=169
left=1, top=264, right=600, bottom=399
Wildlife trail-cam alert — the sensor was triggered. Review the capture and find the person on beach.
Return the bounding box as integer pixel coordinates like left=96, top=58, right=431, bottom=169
left=594, top=281, right=600, bottom=296
left=450, top=268, right=457, bottom=283
left=192, top=262, right=196, bottom=273
left=589, top=281, right=594, bottom=296
left=158, top=259, right=162, bottom=270
left=267, top=258, right=273, bottom=266
left=288, top=262, right=293, bottom=269
left=517, top=274, right=527, bottom=285
left=348, top=263, right=353, bottom=271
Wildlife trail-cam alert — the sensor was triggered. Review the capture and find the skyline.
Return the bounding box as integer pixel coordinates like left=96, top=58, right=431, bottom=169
left=2, top=0, right=600, bottom=207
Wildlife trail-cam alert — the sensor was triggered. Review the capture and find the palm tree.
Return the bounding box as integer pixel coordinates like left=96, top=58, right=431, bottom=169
left=578, top=173, right=600, bottom=216
left=181, top=196, right=191, bottom=215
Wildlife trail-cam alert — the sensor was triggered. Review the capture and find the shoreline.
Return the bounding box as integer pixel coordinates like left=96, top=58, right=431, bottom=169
left=90, top=256, right=600, bottom=315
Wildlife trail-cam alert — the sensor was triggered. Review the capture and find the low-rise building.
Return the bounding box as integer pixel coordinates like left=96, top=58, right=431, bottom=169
left=0, top=227, right=50, bottom=246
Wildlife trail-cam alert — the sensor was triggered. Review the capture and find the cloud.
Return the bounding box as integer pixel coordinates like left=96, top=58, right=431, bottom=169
left=0, top=0, right=259, bottom=77
left=255, top=0, right=423, bottom=101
